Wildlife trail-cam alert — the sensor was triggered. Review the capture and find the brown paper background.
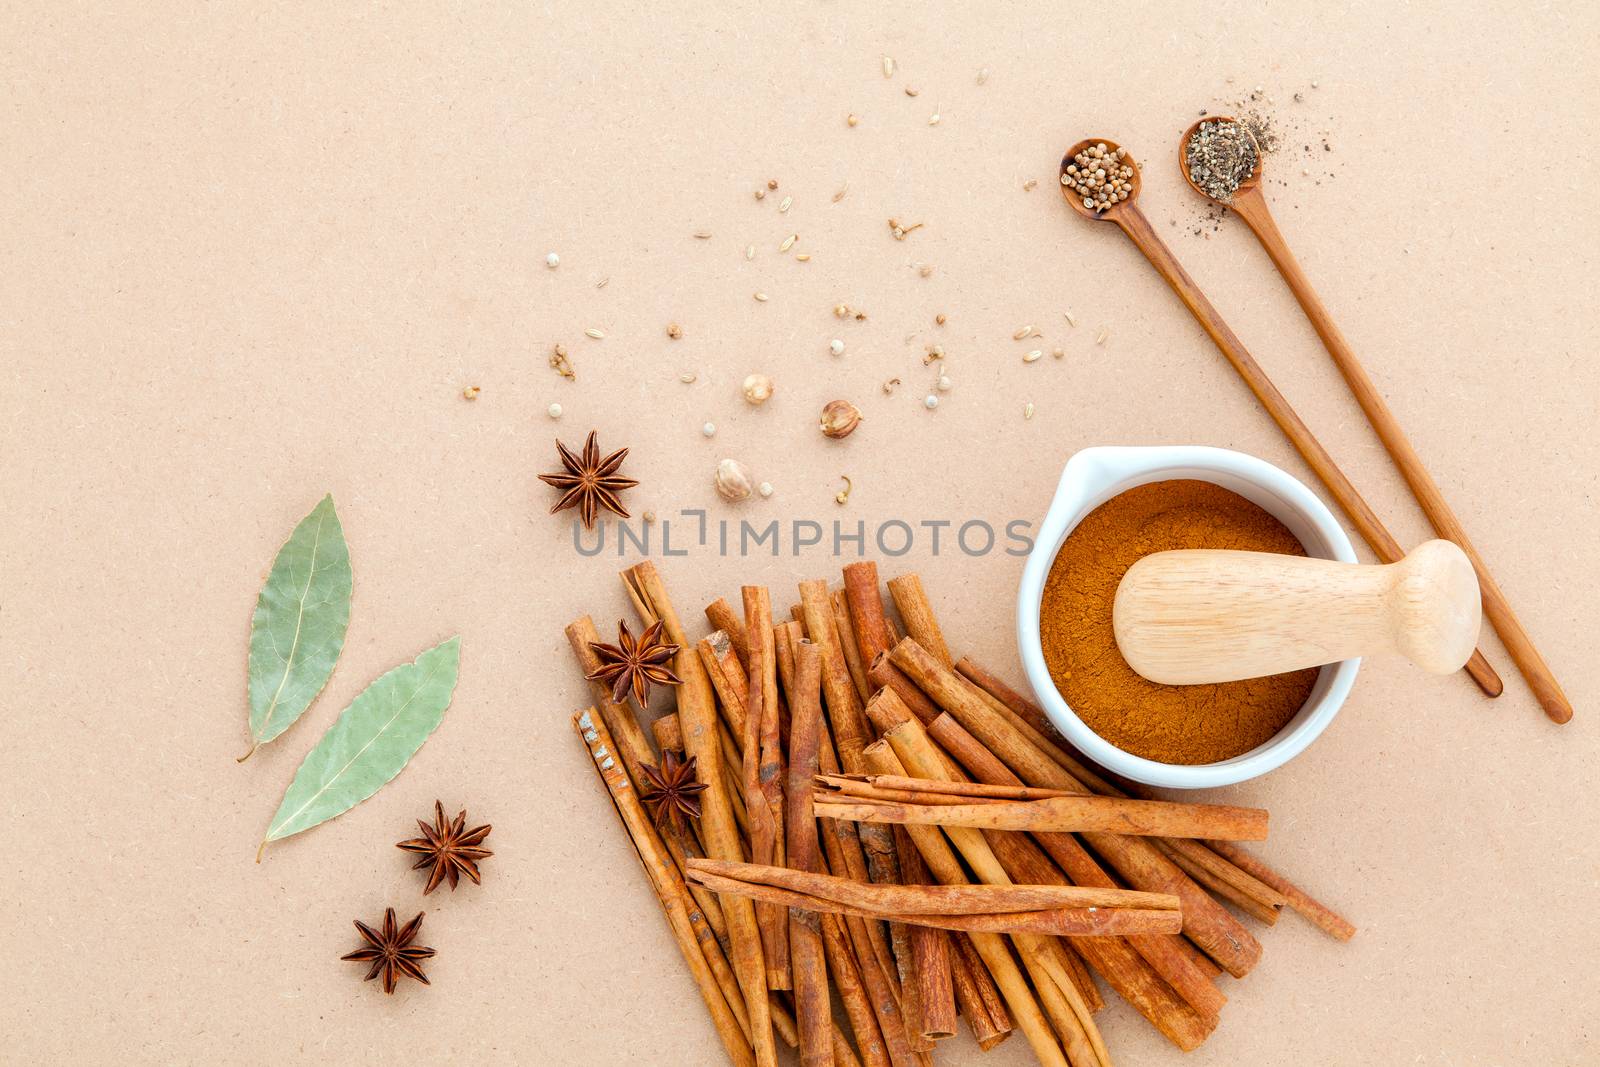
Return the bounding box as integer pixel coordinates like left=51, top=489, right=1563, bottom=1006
left=3, top=2, right=1597, bottom=1064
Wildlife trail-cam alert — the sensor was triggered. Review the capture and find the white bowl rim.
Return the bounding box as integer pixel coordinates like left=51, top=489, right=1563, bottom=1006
left=1016, top=445, right=1360, bottom=789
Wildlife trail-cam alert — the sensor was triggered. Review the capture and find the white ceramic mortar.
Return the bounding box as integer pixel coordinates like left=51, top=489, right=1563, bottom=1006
left=1016, top=445, right=1360, bottom=789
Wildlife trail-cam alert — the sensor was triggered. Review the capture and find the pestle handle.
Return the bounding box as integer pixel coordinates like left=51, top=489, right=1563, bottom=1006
left=1112, top=540, right=1482, bottom=685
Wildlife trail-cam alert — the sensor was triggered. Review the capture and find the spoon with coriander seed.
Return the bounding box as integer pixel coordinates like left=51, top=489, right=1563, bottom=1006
left=1057, top=136, right=1505, bottom=697
left=1179, top=116, right=1570, bottom=723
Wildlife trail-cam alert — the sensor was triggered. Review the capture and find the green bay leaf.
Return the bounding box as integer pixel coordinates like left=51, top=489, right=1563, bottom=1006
left=261, top=636, right=460, bottom=851
left=244, top=494, right=352, bottom=756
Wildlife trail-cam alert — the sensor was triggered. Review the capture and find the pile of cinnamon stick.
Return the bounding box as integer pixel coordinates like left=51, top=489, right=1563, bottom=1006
left=569, top=560, right=1353, bottom=1067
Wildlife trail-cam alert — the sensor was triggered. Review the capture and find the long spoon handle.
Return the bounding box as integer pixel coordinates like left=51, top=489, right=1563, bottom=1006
left=1228, top=187, right=1571, bottom=724
left=1109, top=202, right=1504, bottom=698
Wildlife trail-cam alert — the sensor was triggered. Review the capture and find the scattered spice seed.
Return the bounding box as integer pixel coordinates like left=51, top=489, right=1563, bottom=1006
left=795, top=253, right=811, bottom=262
left=835, top=475, right=852, bottom=505
left=767, top=179, right=778, bottom=190
left=905, top=85, right=920, bottom=97
left=847, top=113, right=860, bottom=127
left=779, top=196, right=793, bottom=213
left=923, top=345, right=944, bottom=365
left=550, top=344, right=575, bottom=381
left=585, top=327, right=605, bottom=340
left=1013, top=325, right=1033, bottom=340
left=462, top=385, right=480, bottom=400
left=935, top=313, right=946, bottom=325
left=702, top=422, right=716, bottom=437
left=546, top=252, right=560, bottom=268
left=642, top=510, right=656, bottom=523
left=1024, top=401, right=1035, bottom=420
left=819, top=400, right=862, bottom=440
left=755, top=188, right=766, bottom=201
left=888, top=218, right=924, bottom=240
left=753, top=292, right=769, bottom=302
left=1023, top=349, right=1042, bottom=363
left=596, top=277, right=609, bottom=289
left=918, top=265, right=933, bottom=277
left=976, top=67, right=990, bottom=85
left=667, top=322, right=682, bottom=339
left=936, top=374, right=952, bottom=392
left=854, top=310, right=867, bottom=321
left=928, top=111, right=940, bottom=126
left=758, top=482, right=773, bottom=498
left=1064, top=310, right=1078, bottom=327
left=882, top=377, right=901, bottom=394
left=1052, top=347, right=1064, bottom=359
left=679, top=372, right=697, bottom=384
left=1022, top=178, right=1038, bottom=191
left=882, top=56, right=894, bottom=78
left=548, top=403, right=563, bottom=419
left=829, top=339, right=845, bottom=356
left=714, top=458, right=755, bottom=502
left=693, top=231, right=713, bottom=240
left=1096, top=327, right=1110, bottom=345
left=832, top=184, right=848, bottom=203
left=780, top=234, right=797, bottom=252
left=742, top=373, right=774, bottom=405
left=923, top=394, right=939, bottom=410
left=746, top=244, right=756, bottom=261
left=833, top=304, right=850, bottom=318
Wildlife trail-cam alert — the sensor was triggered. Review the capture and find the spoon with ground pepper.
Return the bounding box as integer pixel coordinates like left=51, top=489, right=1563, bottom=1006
left=1057, top=137, right=1505, bottom=698
left=1179, top=116, right=1572, bottom=724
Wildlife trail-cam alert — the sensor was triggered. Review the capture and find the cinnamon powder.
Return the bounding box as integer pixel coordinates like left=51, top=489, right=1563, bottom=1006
left=1040, top=479, right=1319, bottom=765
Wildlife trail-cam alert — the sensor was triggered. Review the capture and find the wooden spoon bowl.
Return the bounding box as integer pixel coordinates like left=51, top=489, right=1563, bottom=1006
left=1177, top=116, right=1264, bottom=202
left=1059, top=138, right=1142, bottom=222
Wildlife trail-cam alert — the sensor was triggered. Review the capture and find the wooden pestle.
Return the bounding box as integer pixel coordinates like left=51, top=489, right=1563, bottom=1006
left=1113, top=539, right=1482, bottom=685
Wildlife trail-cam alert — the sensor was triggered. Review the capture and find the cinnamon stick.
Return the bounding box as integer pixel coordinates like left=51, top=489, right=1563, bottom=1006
left=1203, top=840, right=1356, bottom=941
left=891, top=636, right=1263, bottom=979
left=624, top=562, right=777, bottom=1067
left=706, top=596, right=751, bottom=669
left=867, top=652, right=941, bottom=726
left=744, top=586, right=790, bottom=990
left=575, top=709, right=755, bottom=1067
left=815, top=791, right=1268, bottom=841
left=895, top=828, right=957, bottom=1043
left=948, top=931, right=1012, bottom=1051
left=885, top=574, right=954, bottom=668
left=785, top=640, right=831, bottom=1066
left=830, top=588, right=874, bottom=706
left=821, top=911, right=891, bottom=1067
left=843, top=561, right=896, bottom=664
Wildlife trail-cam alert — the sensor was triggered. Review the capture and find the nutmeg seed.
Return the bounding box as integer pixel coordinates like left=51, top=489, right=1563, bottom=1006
left=820, top=400, right=862, bottom=439
left=714, top=458, right=755, bottom=502
left=742, top=373, right=775, bottom=405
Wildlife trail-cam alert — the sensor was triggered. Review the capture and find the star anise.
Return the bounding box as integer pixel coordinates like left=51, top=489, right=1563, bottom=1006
left=538, top=430, right=638, bottom=530
left=586, top=618, right=682, bottom=707
left=341, top=907, right=435, bottom=994
left=639, top=749, right=709, bottom=835
left=396, top=800, right=494, bottom=894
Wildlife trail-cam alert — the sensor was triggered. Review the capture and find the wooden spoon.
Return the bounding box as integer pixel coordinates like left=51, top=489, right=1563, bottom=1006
left=1113, top=539, right=1482, bottom=685
left=1057, top=138, right=1504, bottom=698
left=1178, top=117, right=1571, bottom=724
